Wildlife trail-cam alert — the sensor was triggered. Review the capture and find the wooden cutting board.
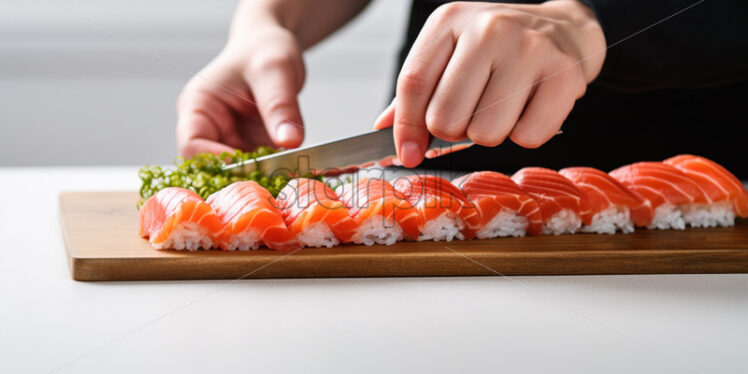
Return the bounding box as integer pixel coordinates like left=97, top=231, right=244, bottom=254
left=59, top=191, right=748, bottom=281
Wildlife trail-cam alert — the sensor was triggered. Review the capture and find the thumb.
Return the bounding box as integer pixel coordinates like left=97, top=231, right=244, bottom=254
left=244, top=56, right=305, bottom=148
left=373, top=97, right=396, bottom=130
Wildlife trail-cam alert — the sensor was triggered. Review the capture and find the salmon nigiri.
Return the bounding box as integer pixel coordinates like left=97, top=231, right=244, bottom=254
left=393, top=175, right=481, bottom=241
left=559, top=167, right=652, bottom=233
left=206, top=181, right=301, bottom=252
left=664, top=154, right=748, bottom=226
left=139, top=187, right=223, bottom=250
left=452, top=171, right=542, bottom=238
left=335, top=178, right=418, bottom=245
left=512, top=167, right=592, bottom=235
left=275, top=178, right=358, bottom=248
left=610, top=162, right=709, bottom=230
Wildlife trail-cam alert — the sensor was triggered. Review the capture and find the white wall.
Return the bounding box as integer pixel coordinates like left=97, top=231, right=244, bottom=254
left=0, top=0, right=409, bottom=166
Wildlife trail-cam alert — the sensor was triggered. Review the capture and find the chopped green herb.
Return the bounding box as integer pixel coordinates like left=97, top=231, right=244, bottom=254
left=137, top=148, right=321, bottom=209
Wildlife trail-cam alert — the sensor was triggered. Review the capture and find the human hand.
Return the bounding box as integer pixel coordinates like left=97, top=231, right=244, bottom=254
left=177, top=22, right=305, bottom=158
left=374, top=0, right=606, bottom=167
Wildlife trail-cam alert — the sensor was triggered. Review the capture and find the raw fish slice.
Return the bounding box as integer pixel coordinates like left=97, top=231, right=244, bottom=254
left=609, top=162, right=708, bottom=207
left=393, top=175, right=481, bottom=241
left=560, top=167, right=652, bottom=233
left=452, top=171, right=542, bottom=237
left=664, top=154, right=748, bottom=218
left=609, top=162, right=708, bottom=229
left=512, top=167, right=592, bottom=235
left=276, top=178, right=358, bottom=247
left=139, top=187, right=223, bottom=250
left=336, top=178, right=418, bottom=245
left=207, top=181, right=301, bottom=252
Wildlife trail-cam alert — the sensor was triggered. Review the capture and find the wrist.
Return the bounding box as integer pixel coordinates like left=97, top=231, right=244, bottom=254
left=545, top=0, right=607, bottom=82
left=229, top=1, right=284, bottom=40
left=223, top=3, right=303, bottom=64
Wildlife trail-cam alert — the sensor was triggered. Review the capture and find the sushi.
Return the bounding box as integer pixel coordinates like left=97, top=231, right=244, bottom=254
left=206, top=181, right=301, bottom=252
left=335, top=178, right=419, bottom=245
left=452, top=171, right=542, bottom=238
left=275, top=178, right=358, bottom=248
left=664, top=154, right=748, bottom=226
left=609, top=162, right=708, bottom=230
left=139, top=153, right=746, bottom=251
left=139, top=187, right=223, bottom=250
left=393, top=175, right=481, bottom=241
left=559, top=167, right=652, bottom=234
left=512, top=167, right=592, bottom=235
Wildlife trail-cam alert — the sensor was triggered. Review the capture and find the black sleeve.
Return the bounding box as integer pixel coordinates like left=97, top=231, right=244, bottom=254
left=578, top=0, right=748, bottom=91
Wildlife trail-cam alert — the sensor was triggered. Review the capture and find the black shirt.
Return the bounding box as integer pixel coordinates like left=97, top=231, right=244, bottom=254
left=396, top=0, right=748, bottom=177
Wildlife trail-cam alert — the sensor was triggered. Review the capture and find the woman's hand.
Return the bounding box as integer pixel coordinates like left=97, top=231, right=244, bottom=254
left=177, top=23, right=306, bottom=158
left=374, top=0, right=606, bottom=167
left=176, top=0, right=370, bottom=158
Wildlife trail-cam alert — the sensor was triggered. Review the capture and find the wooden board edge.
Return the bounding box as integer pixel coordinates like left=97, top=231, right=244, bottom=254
left=69, top=249, right=748, bottom=281
left=58, top=193, right=76, bottom=278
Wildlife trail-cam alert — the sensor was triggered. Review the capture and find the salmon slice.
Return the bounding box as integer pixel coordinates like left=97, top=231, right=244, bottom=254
left=206, top=181, right=301, bottom=252
left=336, top=178, right=418, bottom=245
left=512, top=167, right=592, bottom=235
left=560, top=167, right=653, bottom=232
left=276, top=178, right=358, bottom=247
left=452, top=171, right=542, bottom=237
left=139, top=187, right=223, bottom=250
left=609, top=161, right=708, bottom=229
left=393, top=175, right=481, bottom=241
left=664, top=154, right=748, bottom=218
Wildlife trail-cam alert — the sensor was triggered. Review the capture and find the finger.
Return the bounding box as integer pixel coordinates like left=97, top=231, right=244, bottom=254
left=177, top=92, right=239, bottom=157
left=373, top=98, right=396, bottom=130
left=425, top=36, right=492, bottom=142
left=234, top=111, right=276, bottom=149
left=244, top=56, right=305, bottom=148
left=395, top=22, right=455, bottom=167
left=465, top=68, right=535, bottom=147
left=510, top=68, right=585, bottom=148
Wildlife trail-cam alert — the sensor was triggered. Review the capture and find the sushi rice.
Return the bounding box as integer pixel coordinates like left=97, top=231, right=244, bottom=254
left=475, top=209, right=528, bottom=239
left=649, top=201, right=736, bottom=230
left=418, top=212, right=465, bottom=241
left=352, top=215, right=404, bottom=246
left=681, top=201, right=735, bottom=228
left=648, top=204, right=685, bottom=230
left=297, top=222, right=340, bottom=248
left=154, top=222, right=214, bottom=251
left=582, top=206, right=634, bottom=234
left=224, top=230, right=262, bottom=251
left=542, top=209, right=583, bottom=235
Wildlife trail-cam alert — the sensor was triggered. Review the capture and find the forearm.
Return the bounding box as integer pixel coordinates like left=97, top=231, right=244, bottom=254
left=580, top=0, right=748, bottom=91
left=231, top=0, right=372, bottom=50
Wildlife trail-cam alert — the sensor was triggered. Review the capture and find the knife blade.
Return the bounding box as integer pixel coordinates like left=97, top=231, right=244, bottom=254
left=223, top=127, right=474, bottom=176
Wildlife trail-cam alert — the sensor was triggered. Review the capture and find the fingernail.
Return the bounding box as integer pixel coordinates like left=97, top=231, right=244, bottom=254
left=399, top=141, right=422, bottom=168
left=276, top=122, right=301, bottom=144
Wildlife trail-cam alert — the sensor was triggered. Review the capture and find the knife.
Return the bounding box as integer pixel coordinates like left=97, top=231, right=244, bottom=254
left=223, top=127, right=474, bottom=176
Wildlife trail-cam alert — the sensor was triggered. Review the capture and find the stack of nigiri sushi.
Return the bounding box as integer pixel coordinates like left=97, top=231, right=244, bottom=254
left=138, top=154, right=748, bottom=252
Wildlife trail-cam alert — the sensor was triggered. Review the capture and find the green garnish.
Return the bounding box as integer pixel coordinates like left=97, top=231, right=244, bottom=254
left=137, top=148, right=320, bottom=209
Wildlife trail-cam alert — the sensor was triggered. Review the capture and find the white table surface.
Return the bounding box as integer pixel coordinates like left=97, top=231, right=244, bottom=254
left=0, top=167, right=746, bottom=373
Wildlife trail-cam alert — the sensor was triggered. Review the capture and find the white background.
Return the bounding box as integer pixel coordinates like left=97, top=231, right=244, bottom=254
left=1, top=168, right=747, bottom=374
left=0, top=0, right=409, bottom=166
